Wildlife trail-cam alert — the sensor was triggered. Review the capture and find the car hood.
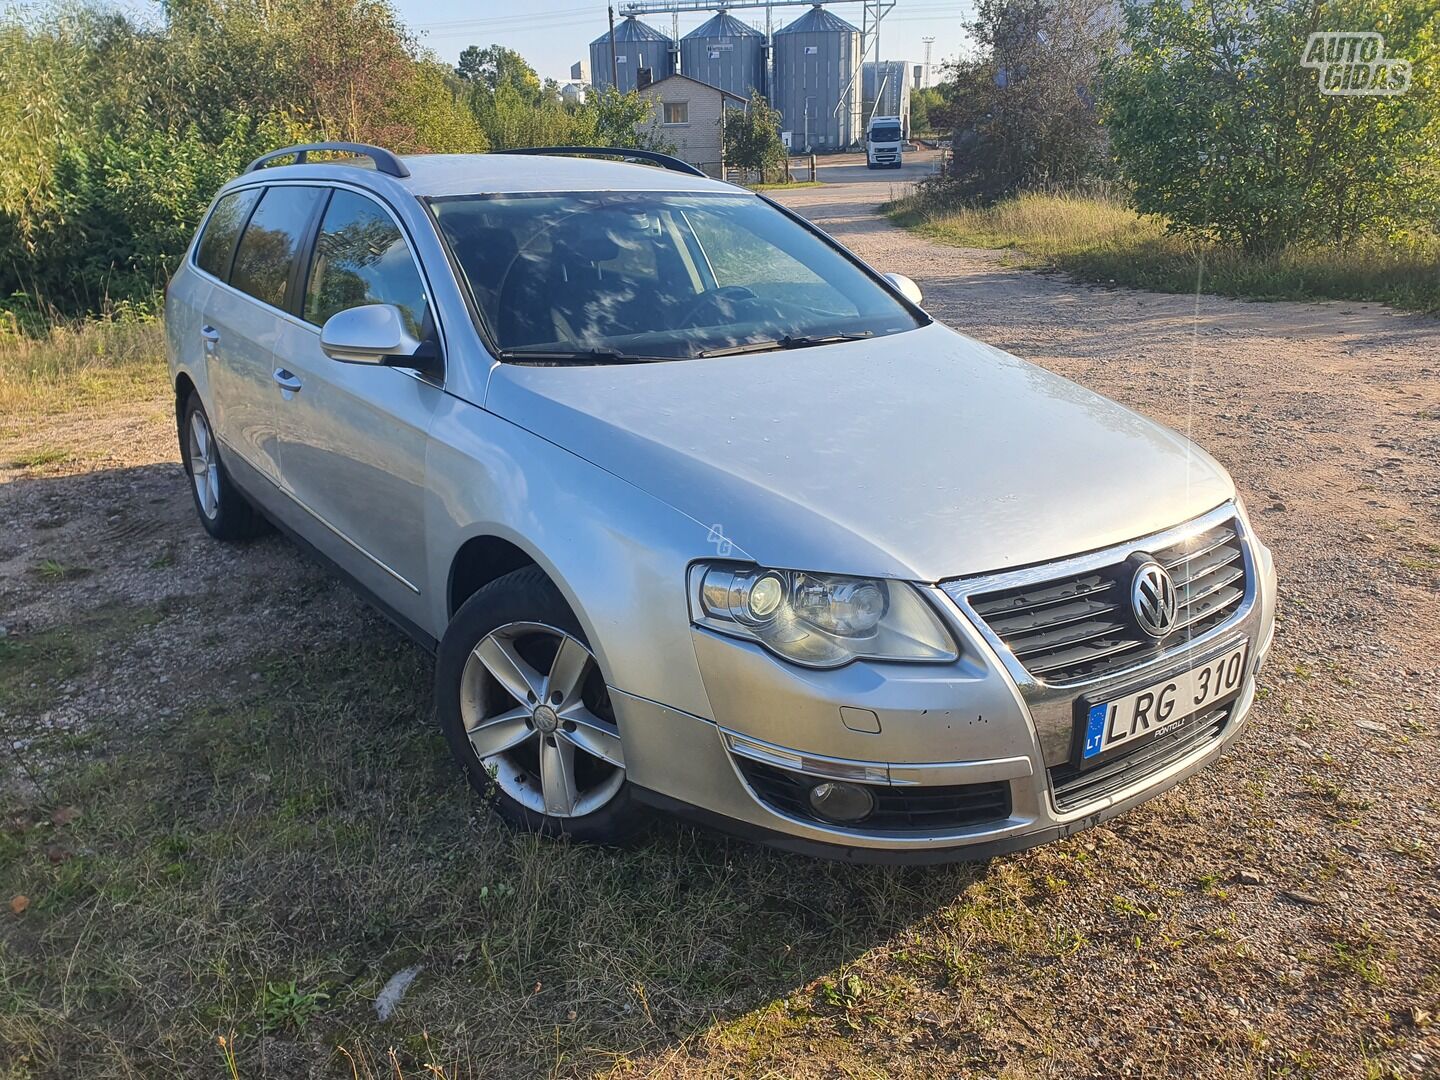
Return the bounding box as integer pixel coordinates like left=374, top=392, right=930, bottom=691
left=484, top=322, right=1235, bottom=581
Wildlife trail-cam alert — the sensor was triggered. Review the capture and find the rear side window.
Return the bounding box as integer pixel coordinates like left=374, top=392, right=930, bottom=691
left=303, top=190, right=428, bottom=338
left=230, top=186, right=325, bottom=310
left=194, top=189, right=260, bottom=280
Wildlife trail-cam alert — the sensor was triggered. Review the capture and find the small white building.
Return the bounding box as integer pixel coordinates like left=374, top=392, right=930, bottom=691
left=635, top=74, right=748, bottom=177
left=559, top=81, right=588, bottom=105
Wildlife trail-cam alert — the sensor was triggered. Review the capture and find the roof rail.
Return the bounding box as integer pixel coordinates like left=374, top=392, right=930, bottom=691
left=244, top=142, right=410, bottom=178
left=492, top=146, right=707, bottom=178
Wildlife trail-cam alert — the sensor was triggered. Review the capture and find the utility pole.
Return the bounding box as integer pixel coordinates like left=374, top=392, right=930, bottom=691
left=922, top=36, right=935, bottom=88
left=608, top=5, right=619, bottom=90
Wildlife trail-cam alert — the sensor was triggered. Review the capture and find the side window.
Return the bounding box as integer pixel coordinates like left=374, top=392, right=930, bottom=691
left=303, top=190, right=429, bottom=339
left=194, top=189, right=260, bottom=280
left=230, top=186, right=325, bottom=310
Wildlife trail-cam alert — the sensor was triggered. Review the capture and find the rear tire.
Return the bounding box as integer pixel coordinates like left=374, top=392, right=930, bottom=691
left=436, top=566, right=646, bottom=845
left=179, top=393, right=268, bottom=541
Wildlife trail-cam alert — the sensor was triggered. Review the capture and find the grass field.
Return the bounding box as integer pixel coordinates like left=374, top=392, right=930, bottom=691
left=2, top=250, right=1437, bottom=1076
left=0, top=314, right=167, bottom=417
left=883, top=191, right=1440, bottom=314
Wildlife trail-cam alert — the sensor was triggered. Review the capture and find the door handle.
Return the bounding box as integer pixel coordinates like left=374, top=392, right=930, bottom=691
left=200, top=325, right=220, bottom=352
left=272, top=368, right=303, bottom=395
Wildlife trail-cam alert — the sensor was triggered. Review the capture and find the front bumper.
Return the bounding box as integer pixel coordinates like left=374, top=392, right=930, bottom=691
left=612, top=505, right=1277, bottom=860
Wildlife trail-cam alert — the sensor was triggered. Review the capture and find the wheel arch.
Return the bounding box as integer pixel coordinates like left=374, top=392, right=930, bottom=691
left=446, top=533, right=541, bottom=619
left=443, top=529, right=623, bottom=690
left=174, top=369, right=198, bottom=426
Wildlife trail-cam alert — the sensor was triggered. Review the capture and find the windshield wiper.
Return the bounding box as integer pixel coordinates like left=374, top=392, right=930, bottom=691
left=497, top=347, right=668, bottom=365
left=697, top=331, right=874, bottom=359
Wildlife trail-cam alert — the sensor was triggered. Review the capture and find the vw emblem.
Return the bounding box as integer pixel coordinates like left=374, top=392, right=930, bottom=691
left=1130, top=560, right=1178, bottom=638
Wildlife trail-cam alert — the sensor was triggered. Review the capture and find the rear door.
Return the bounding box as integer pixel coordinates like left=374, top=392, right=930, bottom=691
left=202, top=184, right=326, bottom=487
left=270, top=185, right=444, bottom=625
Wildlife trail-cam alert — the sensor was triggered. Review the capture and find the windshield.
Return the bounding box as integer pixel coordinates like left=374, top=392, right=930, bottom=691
left=430, top=191, right=923, bottom=362
left=870, top=124, right=903, bottom=142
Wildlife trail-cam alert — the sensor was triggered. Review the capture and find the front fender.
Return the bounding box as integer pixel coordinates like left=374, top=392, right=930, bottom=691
left=424, top=397, right=744, bottom=721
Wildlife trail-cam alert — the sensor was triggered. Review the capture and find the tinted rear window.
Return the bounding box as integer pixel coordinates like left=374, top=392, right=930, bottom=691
left=230, top=186, right=325, bottom=309
left=194, top=189, right=260, bottom=280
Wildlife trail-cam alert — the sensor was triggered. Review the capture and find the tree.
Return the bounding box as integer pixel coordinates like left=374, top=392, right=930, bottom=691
left=587, top=86, right=669, bottom=149
left=0, top=0, right=486, bottom=312
left=908, top=87, right=945, bottom=135
left=937, top=0, right=1118, bottom=201
left=723, top=92, right=788, bottom=180
left=456, top=44, right=541, bottom=102
left=1104, top=0, right=1440, bottom=252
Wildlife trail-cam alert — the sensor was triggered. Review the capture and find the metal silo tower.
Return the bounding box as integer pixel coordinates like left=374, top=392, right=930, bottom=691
left=772, top=5, right=863, bottom=151
left=590, top=16, right=676, bottom=93
left=680, top=11, right=766, bottom=100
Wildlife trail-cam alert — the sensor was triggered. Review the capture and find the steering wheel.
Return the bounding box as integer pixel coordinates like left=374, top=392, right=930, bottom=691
left=678, top=284, right=761, bottom=328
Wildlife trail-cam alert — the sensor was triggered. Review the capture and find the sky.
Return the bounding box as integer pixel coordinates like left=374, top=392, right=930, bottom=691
left=115, top=1, right=975, bottom=85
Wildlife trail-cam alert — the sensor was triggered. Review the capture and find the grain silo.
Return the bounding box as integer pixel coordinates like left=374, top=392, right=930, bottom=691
left=772, top=6, right=862, bottom=151
left=680, top=11, right=766, bottom=101
left=863, top=60, right=912, bottom=135
left=590, top=16, right=675, bottom=94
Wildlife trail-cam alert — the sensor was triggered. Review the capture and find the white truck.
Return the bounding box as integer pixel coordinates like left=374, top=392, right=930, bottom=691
left=866, top=115, right=904, bottom=169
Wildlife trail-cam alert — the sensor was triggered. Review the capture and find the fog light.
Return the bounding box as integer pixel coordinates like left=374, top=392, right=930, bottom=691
left=807, top=780, right=876, bottom=823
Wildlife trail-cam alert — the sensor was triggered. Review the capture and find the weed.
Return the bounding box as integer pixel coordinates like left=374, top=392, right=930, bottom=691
left=33, top=559, right=84, bottom=583
left=9, top=447, right=70, bottom=468
left=260, top=979, right=331, bottom=1031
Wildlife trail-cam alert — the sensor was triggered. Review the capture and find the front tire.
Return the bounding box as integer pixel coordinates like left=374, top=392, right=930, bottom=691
left=435, top=567, right=645, bottom=844
left=179, top=393, right=267, bottom=541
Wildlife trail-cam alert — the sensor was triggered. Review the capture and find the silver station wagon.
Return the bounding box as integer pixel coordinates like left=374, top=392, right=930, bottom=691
left=167, top=142, right=1277, bottom=862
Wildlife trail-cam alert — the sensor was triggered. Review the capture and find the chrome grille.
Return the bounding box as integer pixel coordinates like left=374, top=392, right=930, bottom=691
left=968, top=519, right=1248, bottom=685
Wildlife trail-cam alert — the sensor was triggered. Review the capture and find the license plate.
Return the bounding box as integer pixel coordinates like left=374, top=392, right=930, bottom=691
left=1080, top=643, right=1248, bottom=762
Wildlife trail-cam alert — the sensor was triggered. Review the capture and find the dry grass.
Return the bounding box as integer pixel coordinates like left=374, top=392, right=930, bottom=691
left=0, top=626, right=990, bottom=1078
left=0, top=314, right=167, bottom=417
left=884, top=191, right=1440, bottom=314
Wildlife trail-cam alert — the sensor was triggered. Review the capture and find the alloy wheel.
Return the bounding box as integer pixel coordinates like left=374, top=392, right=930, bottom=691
left=188, top=409, right=220, bottom=520
left=460, top=622, right=625, bottom=818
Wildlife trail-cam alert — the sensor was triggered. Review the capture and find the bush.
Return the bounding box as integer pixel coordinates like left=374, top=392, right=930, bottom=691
left=0, top=1, right=486, bottom=314
left=938, top=0, right=1118, bottom=202
left=1104, top=0, right=1440, bottom=253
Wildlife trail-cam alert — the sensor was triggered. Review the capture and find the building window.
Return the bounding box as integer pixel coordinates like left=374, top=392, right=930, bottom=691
left=663, top=102, right=689, bottom=125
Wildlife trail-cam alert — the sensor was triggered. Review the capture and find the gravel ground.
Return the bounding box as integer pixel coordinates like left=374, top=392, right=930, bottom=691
left=1, top=155, right=1437, bottom=1077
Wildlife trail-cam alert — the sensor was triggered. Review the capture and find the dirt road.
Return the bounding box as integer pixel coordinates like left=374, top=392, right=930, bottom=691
left=1, top=159, right=1437, bottom=1078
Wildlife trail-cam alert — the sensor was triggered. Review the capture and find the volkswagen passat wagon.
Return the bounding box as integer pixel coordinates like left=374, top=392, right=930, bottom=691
left=167, top=142, right=1276, bottom=862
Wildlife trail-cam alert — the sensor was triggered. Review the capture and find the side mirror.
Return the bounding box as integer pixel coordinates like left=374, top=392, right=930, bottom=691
left=884, top=272, right=924, bottom=306
left=320, top=304, right=421, bottom=365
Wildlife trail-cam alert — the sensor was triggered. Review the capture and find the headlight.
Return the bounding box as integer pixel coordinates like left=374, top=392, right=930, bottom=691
left=689, top=563, right=959, bottom=668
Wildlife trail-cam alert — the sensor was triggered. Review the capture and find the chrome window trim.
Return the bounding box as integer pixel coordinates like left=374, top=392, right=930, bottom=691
left=942, top=500, right=1258, bottom=713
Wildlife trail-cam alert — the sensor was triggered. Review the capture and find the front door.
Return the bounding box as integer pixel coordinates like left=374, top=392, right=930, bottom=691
left=270, top=187, right=442, bottom=627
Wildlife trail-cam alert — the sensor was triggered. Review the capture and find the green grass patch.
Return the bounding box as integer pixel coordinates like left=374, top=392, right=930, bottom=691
left=751, top=180, right=824, bottom=191
left=8, top=447, right=71, bottom=469
left=882, top=191, right=1440, bottom=314
left=0, top=313, right=168, bottom=416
